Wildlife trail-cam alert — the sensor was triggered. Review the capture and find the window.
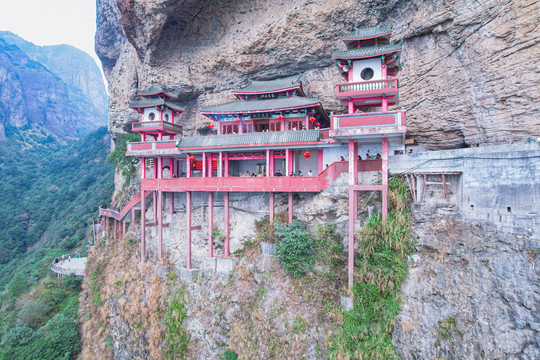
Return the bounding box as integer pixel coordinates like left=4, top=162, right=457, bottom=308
left=361, top=67, right=374, bottom=81
left=164, top=113, right=169, bottom=121
left=148, top=112, right=156, bottom=121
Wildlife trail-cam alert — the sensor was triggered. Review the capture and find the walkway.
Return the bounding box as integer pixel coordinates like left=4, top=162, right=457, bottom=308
left=51, top=257, right=87, bottom=277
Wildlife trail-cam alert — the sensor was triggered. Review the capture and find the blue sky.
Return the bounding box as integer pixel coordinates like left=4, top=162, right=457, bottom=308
left=0, top=0, right=103, bottom=78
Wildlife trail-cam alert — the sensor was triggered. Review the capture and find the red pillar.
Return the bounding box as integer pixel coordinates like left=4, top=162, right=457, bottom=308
left=170, top=158, right=174, bottom=178
left=348, top=187, right=355, bottom=290
left=158, top=156, right=163, bottom=179
left=202, top=152, right=207, bottom=178
left=318, top=149, right=323, bottom=174
left=153, top=191, right=157, bottom=222
left=266, top=149, right=270, bottom=177
left=122, top=221, right=126, bottom=239
left=286, top=148, right=290, bottom=176
left=141, top=191, right=146, bottom=262
left=186, top=191, right=192, bottom=269
left=382, top=137, right=389, bottom=221
left=208, top=154, right=213, bottom=177
left=170, top=192, right=174, bottom=214
left=224, top=153, right=229, bottom=177
left=224, top=192, right=230, bottom=257
left=270, top=151, right=274, bottom=176
left=105, top=217, right=109, bottom=241
left=157, top=190, right=163, bottom=261
left=186, top=156, right=191, bottom=178
left=141, top=157, right=146, bottom=179
left=114, top=219, right=117, bottom=247
left=288, top=192, right=293, bottom=223
left=269, top=193, right=275, bottom=224
left=289, top=149, right=294, bottom=175
left=153, top=158, right=157, bottom=178
left=208, top=192, right=214, bottom=257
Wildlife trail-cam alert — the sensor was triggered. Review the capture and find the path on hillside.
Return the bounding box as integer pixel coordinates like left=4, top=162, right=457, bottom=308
left=51, top=257, right=87, bottom=277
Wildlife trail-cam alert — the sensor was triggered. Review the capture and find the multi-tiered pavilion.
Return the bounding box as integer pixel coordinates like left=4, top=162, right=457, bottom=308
left=99, top=26, right=406, bottom=290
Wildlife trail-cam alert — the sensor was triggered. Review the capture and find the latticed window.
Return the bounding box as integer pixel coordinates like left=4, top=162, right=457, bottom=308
left=286, top=120, right=304, bottom=131
left=269, top=120, right=281, bottom=132
left=242, top=123, right=254, bottom=133
left=222, top=124, right=238, bottom=134
left=145, top=158, right=154, bottom=178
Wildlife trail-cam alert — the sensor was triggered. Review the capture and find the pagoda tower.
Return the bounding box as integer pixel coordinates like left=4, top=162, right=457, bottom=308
left=331, top=26, right=406, bottom=289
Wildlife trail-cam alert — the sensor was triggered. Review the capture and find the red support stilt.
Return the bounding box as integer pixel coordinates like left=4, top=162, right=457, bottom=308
left=318, top=149, right=323, bottom=175
left=131, top=207, right=135, bottom=231
left=170, top=192, right=174, bottom=214
left=208, top=153, right=213, bottom=178
left=141, top=157, right=146, bottom=179
left=208, top=192, right=214, bottom=257
left=382, top=137, right=388, bottom=221
left=288, top=192, right=293, bottom=223
left=270, top=150, right=274, bottom=176
left=186, top=191, right=192, bottom=268
left=224, top=192, right=230, bottom=257
left=218, top=151, right=223, bottom=177
left=157, top=190, right=163, bottom=261
left=224, top=153, right=229, bottom=177
left=114, top=219, right=118, bottom=247
left=170, top=158, right=174, bottom=178
left=122, top=221, right=126, bottom=239
left=266, top=149, right=270, bottom=177
left=186, top=156, right=191, bottom=178
left=141, top=191, right=146, bottom=262
left=153, top=191, right=157, bottom=221
left=202, top=152, right=207, bottom=178
left=105, top=217, right=109, bottom=241
left=269, top=193, right=275, bottom=224
left=286, top=148, right=291, bottom=176
left=348, top=187, right=355, bottom=290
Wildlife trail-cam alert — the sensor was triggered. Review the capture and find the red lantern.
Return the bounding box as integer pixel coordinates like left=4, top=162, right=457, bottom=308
left=188, top=155, right=195, bottom=162
left=309, top=117, right=316, bottom=123
left=278, top=115, right=284, bottom=120
left=315, top=122, right=321, bottom=127
left=303, top=152, right=311, bottom=161
left=208, top=123, right=215, bottom=129
left=234, top=118, right=241, bottom=123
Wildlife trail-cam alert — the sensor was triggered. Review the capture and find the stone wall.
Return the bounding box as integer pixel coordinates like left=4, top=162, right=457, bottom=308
left=390, top=143, right=540, bottom=238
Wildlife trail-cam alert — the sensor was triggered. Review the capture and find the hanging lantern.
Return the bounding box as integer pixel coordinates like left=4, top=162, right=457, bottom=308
left=234, top=118, right=241, bottom=123
left=315, top=122, right=321, bottom=127
left=188, top=155, right=195, bottom=162
left=278, top=115, right=284, bottom=120
left=309, top=117, right=316, bottom=123
left=208, top=123, right=215, bottom=129
left=303, top=152, right=311, bottom=161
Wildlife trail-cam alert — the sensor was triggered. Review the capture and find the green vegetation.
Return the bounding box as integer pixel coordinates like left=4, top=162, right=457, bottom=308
left=438, top=316, right=457, bottom=340
left=107, top=132, right=140, bottom=180
left=220, top=349, right=239, bottom=360
left=164, top=289, right=190, bottom=359
left=329, top=177, right=415, bottom=359
left=0, top=126, right=114, bottom=359
left=274, top=219, right=315, bottom=277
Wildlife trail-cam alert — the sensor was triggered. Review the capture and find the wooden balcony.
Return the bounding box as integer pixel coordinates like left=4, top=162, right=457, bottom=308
left=335, top=79, right=398, bottom=101
left=330, top=111, right=406, bottom=139
left=132, top=120, right=183, bottom=134
left=127, top=140, right=178, bottom=156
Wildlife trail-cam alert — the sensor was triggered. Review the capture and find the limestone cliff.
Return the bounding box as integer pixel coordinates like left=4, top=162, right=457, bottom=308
left=97, top=0, right=540, bottom=149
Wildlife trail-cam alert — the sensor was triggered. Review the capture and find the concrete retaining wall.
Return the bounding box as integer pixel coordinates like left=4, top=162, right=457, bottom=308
left=389, top=143, right=540, bottom=238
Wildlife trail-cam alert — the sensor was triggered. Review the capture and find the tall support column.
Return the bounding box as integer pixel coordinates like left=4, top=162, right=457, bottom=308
left=170, top=158, right=174, bottom=178
left=318, top=149, right=323, bottom=174
left=269, top=193, right=275, bottom=224
left=105, top=217, right=109, bottom=241
left=131, top=207, right=135, bottom=231
left=348, top=139, right=358, bottom=186
left=141, top=191, right=146, bottom=262
left=224, top=153, right=229, bottom=177
left=224, top=192, right=230, bottom=257
left=186, top=157, right=191, bottom=178
left=122, top=221, right=126, bottom=239
left=114, top=219, right=118, bottom=247
left=170, top=192, right=174, bottom=214
left=348, top=187, right=355, bottom=290
left=208, top=154, right=213, bottom=177
left=186, top=191, right=192, bottom=269
left=208, top=192, right=214, bottom=257
left=288, top=192, right=293, bottom=223
left=266, top=149, right=270, bottom=176
left=157, top=190, right=163, bottom=261
left=153, top=191, right=157, bottom=221
left=285, top=148, right=290, bottom=176
left=289, top=149, right=294, bottom=175
left=218, top=151, right=223, bottom=177
left=270, top=150, right=274, bottom=176
left=202, top=152, right=207, bottom=178
left=382, top=137, right=389, bottom=221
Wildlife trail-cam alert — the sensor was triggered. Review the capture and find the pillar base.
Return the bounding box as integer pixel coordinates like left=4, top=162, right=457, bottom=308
left=175, top=267, right=200, bottom=283
left=216, top=257, right=238, bottom=274
left=261, top=242, right=276, bottom=255
left=341, top=296, right=354, bottom=311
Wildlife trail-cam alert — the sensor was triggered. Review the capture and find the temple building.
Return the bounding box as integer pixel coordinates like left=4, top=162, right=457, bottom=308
left=99, top=26, right=406, bottom=290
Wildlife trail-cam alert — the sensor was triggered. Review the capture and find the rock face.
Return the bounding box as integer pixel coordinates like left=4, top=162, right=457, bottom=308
left=97, top=0, right=540, bottom=148
left=393, top=204, right=539, bottom=359
left=0, top=32, right=108, bottom=139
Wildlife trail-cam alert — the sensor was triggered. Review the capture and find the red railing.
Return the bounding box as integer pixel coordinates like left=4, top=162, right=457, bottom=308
left=127, top=141, right=176, bottom=152
left=335, top=79, right=398, bottom=99
left=99, top=191, right=152, bottom=221
left=132, top=120, right=183, bottom=133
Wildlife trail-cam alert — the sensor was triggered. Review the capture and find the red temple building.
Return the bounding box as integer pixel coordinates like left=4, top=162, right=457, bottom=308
left=99, top=26, right=406, bottom=290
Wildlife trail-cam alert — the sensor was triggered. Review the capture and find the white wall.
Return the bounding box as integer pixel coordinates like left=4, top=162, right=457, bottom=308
left=352, top=58, right=382, bottom=82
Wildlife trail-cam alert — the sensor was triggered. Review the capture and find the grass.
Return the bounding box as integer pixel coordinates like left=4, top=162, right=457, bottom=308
left=328, top=176, right=415, bottom=359
left=164, top=288, right=190, bottom=359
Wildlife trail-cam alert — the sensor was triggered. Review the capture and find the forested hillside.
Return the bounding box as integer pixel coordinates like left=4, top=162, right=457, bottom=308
left=0, top=126, right=114, bottom=359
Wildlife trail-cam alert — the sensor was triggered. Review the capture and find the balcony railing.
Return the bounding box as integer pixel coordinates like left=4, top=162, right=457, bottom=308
left=331, top=111, right=406, bottom=138
left=336, top=79, right=398, bottom=99
left=127, top=141, right=177, bottom=153
left=132, top=120, right=183, bottom=134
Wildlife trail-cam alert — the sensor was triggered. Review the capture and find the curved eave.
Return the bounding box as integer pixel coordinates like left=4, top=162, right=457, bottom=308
left=332, top=48, right=402, bottom=61
left=233, top=85, right=304, bottom=96
left=200, top=102, right=323, bottom=116
left=342, top=31, right=392, bottom=42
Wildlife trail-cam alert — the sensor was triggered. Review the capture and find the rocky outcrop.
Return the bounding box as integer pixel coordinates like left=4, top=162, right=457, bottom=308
left=0, top=32, right=108, bottom=138
left=393, top=203, right=539, bottom=359
left=97, top=0, right=540, bottom=148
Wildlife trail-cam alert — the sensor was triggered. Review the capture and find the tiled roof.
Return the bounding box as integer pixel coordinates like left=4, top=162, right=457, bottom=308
left=177, top=129, right=321, bottom=150
left=201, top=96, right=322, bottom=114
left=233, top=74, right=303, bottom=94
left=331, top=44, right=402, bottom=60
left=342, top=26, right=393, bottom=41
left=129, top=98, right=186, bottom=112
left=137, top=85, right=178, bottom=98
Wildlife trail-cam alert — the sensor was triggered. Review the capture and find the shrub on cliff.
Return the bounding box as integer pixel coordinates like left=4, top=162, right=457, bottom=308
left=274, top=220, right=315, bottom=277
left=107, top=133, right=140, bottom=180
